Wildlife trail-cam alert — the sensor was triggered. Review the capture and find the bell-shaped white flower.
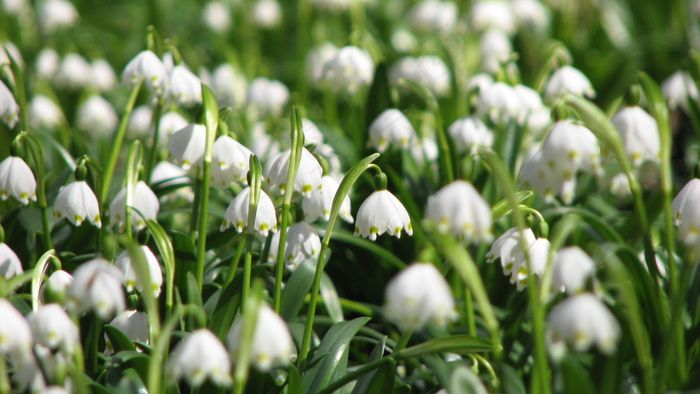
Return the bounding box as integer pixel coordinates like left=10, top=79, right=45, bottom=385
left=355, top=189, right=413, bottom=241
left=672, top=179, right=700, bottom=253
left=67, top=258, right=125, bottom=320
left=28, top=304, right=79, bottom=354
left=115, top=246, right=163, bottom=297
left=476, top=82, right=522, bottom=125
left=424, top=180, right=492, bottom=243
left=611, top=106, right=660, bottom=166
left=122, top=50, right=169, bottom=95
left=127, top=105, right=153, bottom=138
left=510, top=237, right=550, bottom=290
left=158, top=111, right=189, bottom=142
left=480, top=29, right=512, bottom=73
left=109, top=181, right=160, bottom=229
left=408, top=0, right=458, bottom=33
left=37, top=0, right=78, bottom=33
left=90, top=59, right=116, bottom=92
left=169, top=329, right=231, bottom=387
left=151, top=161, right=189, bottom=189
left=167, top=64, right=202, bottom=106
left=511, top=0, right=549, bottom=31
left=284, top=222, right=321, bottom=269
left=266, top=148, right=323, bottom=197
left=202, top=1, right=231, bottom=32
left=211, top=136, right=253, bottom=187
left=384, top=262, right=456, bottom=331
left=551, top=247, right=596, bottom=294
left=0, top=156, right=36, bottom=204
left=546, top=293, right=620, bottom=360
left=541, top=120, right=600, bottom=176
left=246, top=77, right=289, bottom=116
left=302, top=175, right=353, bottom=223
left=227, top=304, right=295, bottom=371
left=518, top=148, right=571, bottom=203
left=609, top=172, right=632, bottom=199
left=485, top=227, right=537, bottom=276
left=662, top=71, right=699, bottom=111
left=54, top=180, right=101, bottom=228
left=168, top=123, right=206, bottom=170
left=389, top=56, right=451, bottom=97
left=29, top=95, right=63, bottom=129
left=368, top=109, right=416, bottom=152
left=470, top=0, right=515, bottom=35
left=42, top=270, right=72, bottom=303
left=391, top=29, right=418, bottom=53
left=287, top=118, right=324, bottom=146
left=76, top=95, right=118, bottom=137
left=544, top=65, right=595, bottom=103
left=0, top=79, right=19, bottom=128
left=448, top=116, right=494, bottom=154
left=0, top=242, right=22, bottom=278
left=109, top=310, right=149, bottom=344
left=221, top=187, right=278, bottom=236
left=209, top=64, right=247, bottom=108
left=0, top=299, right=32, bottom=356
left=322, top=46, right=374, bottom=94
left=467, top=73, right=494, bottom=93
left=35, top=48, right=60, bottom=80
left=55, top=53, right=91, bottom=90
left=306, top=43, right=338, bottom=86
left=252, top=0, right=282, bottom=28
left=410, top=136, right=439, bottom=167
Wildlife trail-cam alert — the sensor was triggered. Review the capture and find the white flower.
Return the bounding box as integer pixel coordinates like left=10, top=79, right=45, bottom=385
left=476, top=82, right=522, bottom=125
left=389, top=56, right=451, bottom=97
left=391, top=29, right=418, bottom=53
left=266, top=231, right=281, bottom=263
left=127, top=105, right=153, bottom=138
left=611, top=106, right=660, bottom=166
left=486, top=227, right=539, bottom=279
left=408, top=0, right=458, bottom=33
left=470, top=1, right=515, bottom=35
left=355, top=190, right=413, bottom=241
left=227, top=304, right=295, bottom=371
left=211, top=136, right=253, bottom=187
left=29, top=95, right=63, bottom=129
left=151, top=161, right=189, bottom=188
left=511, top=0, right=549, bottom=31
left=302, top=175, right=353, bottom=223
left=28, top=304, right=79, bottom=353
left=266, top=148, right=323, bottom=197
left=221, top=187, right=278, bottom=236
left=169, top=329, right=231, bottom=387
left=42, top=270, right=72, bottom=303
left=662, top=71, right=699, bottom=111
left=546, top=293, right=620, bottom=359
left=410, top=136, right=439, bottom=167
left=168, top=123, right=206, bottom=170
left=109, top=181, right=160, bottom=229
left=37, top=0, right=78, bottom=33
left=252, top=0, right=282, bottom=28
left=0, top=242, right=22, bottom=278
left=90, top=59, right=117, bottom=91
left=368, top=109, right=416, bottom=152
left=202, top=1, right=231, bottom=32
left=35, top=48, right=60, bottom=80
left=2, top=0, right=25, bottom=15
left=159, top=111, right=189, bottom=141
left=672, top=179, right=700, bottom=253
left=0, top=80, right=19, bottom=128
left=384, top=262, right=455, bottom=331
left=609, top=173, right=631, bottom=199
left=209, top=64, right=246, bottom=108
left=466, top=73, right=494, bottom=93
left=54, top=180, right=101, bottom=228
left=115, top=246, right=163, bottom=297
left=544, top=65, right=595, bottom=103
left=306, top=43, right=338, bottom=86
left=322, top=46, right=374, bottom=94
left=289, top=118, right=324, bottom=146
left=0, top=299, right=32, bottom=356
left=55, top=53, right=91, bottom=90
left=66, top=258, right=125, bottom=320
left=284, top=222, right=321, bottom=269
left=76, top=95, right=118, bottom=137
left=250, top=122, right=281, bottom=163
left=246, top=77, right=289, bottom=115
left=122, top=50, right=169, bottom=95
left=0, top=156, right=36, bottom=204
left=109, top=310, right=149, bottom=344
left=424, top=180, right=492, bottom=243
left=480, top=29, right=512, bottom=73
left=448, top=116, right=494, bottom=154
left=167, top=64, right=202, bottom=106
left=510, top=237, right=550, bottom=290
left=551, top=247, right=596, bottom=294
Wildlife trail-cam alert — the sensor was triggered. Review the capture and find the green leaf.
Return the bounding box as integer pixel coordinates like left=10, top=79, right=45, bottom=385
left=364, top=358, right=395, bottom=394
left=287, top=364, right=304, bottom=394
left=394, top=335, right=492, bottom=360
left=31, top=249, right=57, bottom=312
left=499, top=364, right=526, bottom=394
left=352, top=336, right=387, bottom=394
left=449, top=365, right=488, bottom=394
left=320, top=273, right=343, bottom=323
left=560, top=356, right=596, bottom=394
left=281, top=260, right=315, bottom=321
left=491, top=190, right=534, bottom=220
left=303, top=317, right=371, bottom=394
left=105, top=325, right=136, bottom=352
left=201, top=83, right=219, bottom=163
left=144, top=219, right=176, bottom=313
left=186, top=271, right=204, bottom=311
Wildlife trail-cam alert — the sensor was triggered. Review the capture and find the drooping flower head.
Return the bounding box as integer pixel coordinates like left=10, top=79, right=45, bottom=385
left=424, top=180, right=492, bottom=243
left=221, top=187, right=278, bottom=237
left=169, top=329, right=232, bottom=387
left=0, top=156, right=36, bottom=204
left=355, top=186, right=413, bottom=241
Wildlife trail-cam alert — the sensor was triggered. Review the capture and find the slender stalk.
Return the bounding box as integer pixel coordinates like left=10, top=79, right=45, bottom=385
left=241, top=250, right=252, bottom=307
left=146, top=98, right=163, bottom=183
left=233, top=280, right=264, bottom=394
left=0, top=358, right=9, bottom=394
left=19, top=133, right=53, bottom=251
left=224, top=238, right=246, bottom=286
left=316, top=358, right=389, bottom=394
left=100, top=82, right=142, bottom=204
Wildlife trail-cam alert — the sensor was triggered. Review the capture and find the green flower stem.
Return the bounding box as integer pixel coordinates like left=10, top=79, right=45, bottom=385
left=31, top=249, right=60, bottom=311
left=241, top=250, right=252, bottom=309
left=223, top=237, right=246, bottom=287
left=126, top=241, right=161, bottom=348
left=0, top=357, right=9, bottom=394
left=195, top=85, right=219, bottom=290
left=241, top=155, right=263, bottom=307
left=146, top=98, right=163, bottom=183
left=298, top=153, right=380, bottom=366
left=18, top=132, right=53, bottom=251
left=147, top=304, right=206, bottom=394
left=100, top=81, right=142, bottom=205
left=273, top=107, right=304, bottom=312
left=316, top=358, right=390, bottom=394
left=233, top=279, right=264, bottom=394
left=124, top=141, right=143, bottom=241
